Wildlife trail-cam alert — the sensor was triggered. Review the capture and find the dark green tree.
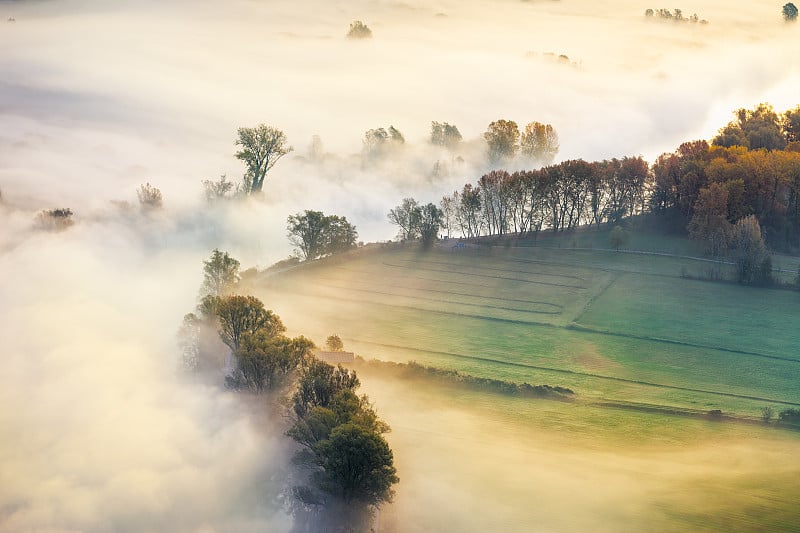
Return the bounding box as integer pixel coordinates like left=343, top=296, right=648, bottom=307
left=293, top=359, right=360, bottom=418
left=387, top=198, right=420, bottom=240
left=287, top=210, right=358, bottom=261
left=416, top=203, right=444, bottom=248
left=235, top=124, right=293, bottom=194
left=783, top=3, right=798, bottom=21
left=313, top=423, right=398, bottom=504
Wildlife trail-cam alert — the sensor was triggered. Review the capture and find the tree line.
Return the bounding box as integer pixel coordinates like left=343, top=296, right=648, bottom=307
left=178, top=249, right=397, bottom=529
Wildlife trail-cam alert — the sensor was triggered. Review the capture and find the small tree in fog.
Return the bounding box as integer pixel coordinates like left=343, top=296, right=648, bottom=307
left=137, top=182, right=163, bottom=210
left=325, top=334, right=344, bottom=352
left=520, top=122, right=559, bottom=165
left=484, top=119, right=520, bottom=165
left=201, top=249, right=241, bottom=298
left=347, top=20, right=372, bottom=38
left=235, top=124, right=293, bottom=194
left=202, top=175, right=235, bottom=202
left=430, top=121, right=462, bottom=150
left=35, top=208, right=74, bottom=231
left=761, top=406, right=775, bottom=423
left=177, top=313, right=201, bottom=371
left=362, top=126, right=404, bottom=162
left=783, top=3, right=798, bottom=21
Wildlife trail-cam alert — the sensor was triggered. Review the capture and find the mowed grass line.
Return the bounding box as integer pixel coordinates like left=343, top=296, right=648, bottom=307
left=266, top=286, right=800, bottom=410
left=577, top=272, right=800, bottom=361
left=313, top=274, right=565, bottom=311
left=347, top=339, right=800, bottom=407
left=383, top=259, right=588, bottom=289
left=312, top=281, right=563, bottom=316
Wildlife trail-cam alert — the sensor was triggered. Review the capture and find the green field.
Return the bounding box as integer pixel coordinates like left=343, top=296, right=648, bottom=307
left=248, top=231, right=800, bottom=531
left=252, top=234, right=800, bottom=418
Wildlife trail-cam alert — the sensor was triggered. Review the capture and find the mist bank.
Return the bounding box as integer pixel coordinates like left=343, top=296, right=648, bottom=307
left=355, top=370, right=800, bottom=532
left=0, top=209, right=299, bottom=532
left=2, top=0, right=799, bottom=249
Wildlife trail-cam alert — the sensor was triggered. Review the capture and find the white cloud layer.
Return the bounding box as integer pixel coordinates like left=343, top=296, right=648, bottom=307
left=0, top=1, right=798, bottom=531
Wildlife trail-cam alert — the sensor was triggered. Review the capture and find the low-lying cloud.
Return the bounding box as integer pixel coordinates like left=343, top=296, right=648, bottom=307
left=1, top=0, right=799, bottom=531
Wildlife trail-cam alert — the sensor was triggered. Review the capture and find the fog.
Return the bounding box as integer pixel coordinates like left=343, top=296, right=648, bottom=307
left=1, top=0, right=799, bottom=531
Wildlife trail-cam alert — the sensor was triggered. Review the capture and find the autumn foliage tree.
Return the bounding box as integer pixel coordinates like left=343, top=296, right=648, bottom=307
left=484, top=119, right=520, bottom=165
left=520, top=122, right=559, bottom=165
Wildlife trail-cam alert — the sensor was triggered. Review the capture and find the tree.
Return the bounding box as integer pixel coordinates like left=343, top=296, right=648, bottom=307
left=688, top=183, right=732, bottom=258
left=202, top=175, right=235, bottom=202
left=439, top=194, right=456, bottom=238
left=216, top=295, right=285, bottom=351
left=177, top=313, right=201, bottom=372
left=430, top=121, right=462, bottom=150
left=731, top=215, right=771, bottom=284
left=313, top=423, right=398, bottom=504
left=35, top=208, right=74, bottom=231
left=288, top=210, right=328, bottom=261
left=347, top=20, right=372, bottom=38
left=712, top=104, right=787, bottom=151
left=293, top=358, right=360, bottom=418
left=229, top=332, right=313, bottom=392
left=783, top=3, right=798, bottom=21
left=287, top=210, right=358, bottom=261
left=416, top=203, right=444, bottom=248
left=235, top=124, right=293, bottom=194
left=520, top=122, right=559, bottom=165
left=761, top=406, right=775, bottom=423
left=362, top=126, right=404, bottom=161
left=288, top=389, right=388, bottom=449
left=783, top=106, right=800, bottom=143
left=308, top=135, right=324, bottom=163
left=324, top=215, right=359, bottom=256
left=137, top=182, right=163, bottom=210
left=484, top=119, right=520, bottom=165
left=200, top=249, right=240, bottom=298
left=325, top=334, right=344, bottom=352
left=387, top=198, right=420, bottom=240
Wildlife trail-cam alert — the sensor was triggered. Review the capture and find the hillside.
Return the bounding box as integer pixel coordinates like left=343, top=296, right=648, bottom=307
left=246, top=230, right=800, bottom=531
left=250, top=228, right=800, bottom=418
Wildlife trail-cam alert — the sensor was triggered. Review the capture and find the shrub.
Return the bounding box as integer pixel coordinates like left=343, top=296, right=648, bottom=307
left=347, top=20, right=372, bottom=39
left=137, top=182, right=163, bottom=210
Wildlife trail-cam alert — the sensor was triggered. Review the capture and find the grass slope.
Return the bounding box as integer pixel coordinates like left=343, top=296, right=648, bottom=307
left=251, top=231, right=800, bottom=418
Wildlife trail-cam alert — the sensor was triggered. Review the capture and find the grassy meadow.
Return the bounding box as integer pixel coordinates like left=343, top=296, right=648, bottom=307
left=251, top=230, right=800, bottom=417
left=247, top=228, right=800, bottom=531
